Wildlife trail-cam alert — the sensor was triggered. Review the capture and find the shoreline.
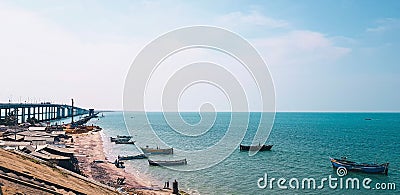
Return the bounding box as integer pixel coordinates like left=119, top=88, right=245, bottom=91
left=70, top=131, right=173, bottom=194
left=98, top=130, right=163, bottom=188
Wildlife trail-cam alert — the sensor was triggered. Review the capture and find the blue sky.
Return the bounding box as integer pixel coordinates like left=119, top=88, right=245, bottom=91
left=0, top=0, right=399, bottom=111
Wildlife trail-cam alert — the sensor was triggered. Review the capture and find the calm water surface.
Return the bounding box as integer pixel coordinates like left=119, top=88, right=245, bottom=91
left=88, top=112, right=399, bottom=194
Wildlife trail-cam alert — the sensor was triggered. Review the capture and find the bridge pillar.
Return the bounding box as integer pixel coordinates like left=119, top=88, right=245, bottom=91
left=21, top=107, right=25, bottom=123
left=47, top=107, right=50, bottom=121
left=27, top=107, right=31, bottom=120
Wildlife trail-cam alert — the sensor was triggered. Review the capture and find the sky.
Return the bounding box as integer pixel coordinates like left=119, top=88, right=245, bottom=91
left=0, top=0, right=399, bottom=112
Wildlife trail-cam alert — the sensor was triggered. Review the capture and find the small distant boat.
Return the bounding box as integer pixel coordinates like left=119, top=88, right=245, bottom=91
left=148, top=159, right=187, bottom=166
left=330, top=157, right=389, bottom=174
left=115, top=139, right=135, bottom=144
left=365, top=118, right=372, bottom=120
left=117, top=135, right=133, bottom=139
left=141, top=146, right=173, bottom=155
left=118, top=154, right=148, bottom=160
left=239, top=144, right=273, bottom=151
left=110, top=135, right=133, bottom=143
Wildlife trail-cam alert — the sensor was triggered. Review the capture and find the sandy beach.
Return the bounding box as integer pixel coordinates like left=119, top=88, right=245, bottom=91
left=70, top=131, right=173, bottom=195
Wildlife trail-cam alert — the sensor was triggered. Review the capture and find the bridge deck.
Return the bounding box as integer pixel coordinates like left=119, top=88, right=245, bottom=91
left=0, top=103, right=88, bottom=123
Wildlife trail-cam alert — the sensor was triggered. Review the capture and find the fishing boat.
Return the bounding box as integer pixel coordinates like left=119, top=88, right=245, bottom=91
left=330, top=157, right=389, bottom=174
left=115, top=139, right=135, bottom=144
left=148, top=159, right=187, bottom=166
left=110, top=137, right=117, bottom=142
left=110, top=135, right=133, bottom=143
left=117, top=135, right=133, bottom=139
left=141, top=146, right=173, bottom=155
left=118, top=154, right=148, bottom=160
left=239, top=144, right=273, bottom=151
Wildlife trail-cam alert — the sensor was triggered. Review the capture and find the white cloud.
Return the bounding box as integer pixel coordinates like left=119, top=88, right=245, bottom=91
left=215, top=10, right=289, bottom=30
left=0, top=1, right=354, bottom=111
left=213, top=10, right=351, bottom=67
left=366, top=18, right=400, bottom=32
left=253, top=30, right=351, bottom=67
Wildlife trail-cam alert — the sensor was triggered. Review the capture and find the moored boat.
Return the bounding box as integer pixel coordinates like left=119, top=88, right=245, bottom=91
left=141, top=146, right=173, bottom=155
left=110, top=135, right=133, bottom=142
left=117, top=135, right=133, bottom=139
left=115, top=139, right=135, bottom=144
left=118, top=154, right=148, bottom=160
left=239, top=144, right=273, bottom=151
left=148, top=159, right=187, bottom=166
left=330, top=157, right=389, bottom=174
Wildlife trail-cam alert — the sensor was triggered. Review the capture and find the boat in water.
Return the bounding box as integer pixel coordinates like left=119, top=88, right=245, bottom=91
left=118, top=154, right=148, bottom=160
left=330, top=157, right=389, bottom=174
left=110, top=135, right=135, bottom=144
left=115, top=139, right=135, bottom=144
left=239, top=144, right=273, bottom=151
left=141, top=146, right=173, bottom=155
left=148, top=159, right=187, bottom=166
left=110, top=135, right=133, bottom=142
left=117, top=135, right=133, bottom=139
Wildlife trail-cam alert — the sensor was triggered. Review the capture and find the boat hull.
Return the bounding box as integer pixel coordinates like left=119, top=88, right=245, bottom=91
left=115, top=140, right=135, bottom=144
left=141, top=147, right=173, bottom=155
left=330, top=158, right=389, bottom=174
left=148, top=159, right=187, bottom=166
left=239, top=144, right=273, bottom=151
left=110, top=136, right=133, bottom=143
left=118, top=154, right=148, bottom=160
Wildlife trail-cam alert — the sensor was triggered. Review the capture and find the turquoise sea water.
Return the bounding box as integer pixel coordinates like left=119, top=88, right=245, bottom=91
left=89, top=112, right=399, bottom=194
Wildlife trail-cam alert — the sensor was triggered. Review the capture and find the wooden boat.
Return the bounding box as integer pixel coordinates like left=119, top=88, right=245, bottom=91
left=110, top=135, right=133, bottom=142
left=148, top=159, right=187, bottom=166
left=239, top=144, right=273, bottom=151
left=330, top=157, right=389, bottom=174
left=141, top=146, right=173, bottom=155
left=115, top=139, right=135, bottom=144
left=118, top=154, right=148, bottom=160
left=117, top=135, right=133, bottom=139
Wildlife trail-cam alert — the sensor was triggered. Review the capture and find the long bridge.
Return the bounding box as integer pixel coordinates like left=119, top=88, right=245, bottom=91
left=0, top=102, right=89, bottom=124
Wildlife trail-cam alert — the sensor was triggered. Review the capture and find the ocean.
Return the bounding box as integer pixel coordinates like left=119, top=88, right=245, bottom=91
left=88, top=112, right=399, bottom=194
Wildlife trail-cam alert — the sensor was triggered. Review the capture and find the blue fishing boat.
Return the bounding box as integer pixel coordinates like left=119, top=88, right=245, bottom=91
left=330, top=157, right=389, bottom=174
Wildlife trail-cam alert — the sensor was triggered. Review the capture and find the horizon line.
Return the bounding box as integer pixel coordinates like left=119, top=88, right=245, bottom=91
left=98, top=110, right=400, bottom=113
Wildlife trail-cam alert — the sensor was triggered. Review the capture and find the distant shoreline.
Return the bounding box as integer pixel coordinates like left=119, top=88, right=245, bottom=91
left=72, top=130, right=173, bottom=194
